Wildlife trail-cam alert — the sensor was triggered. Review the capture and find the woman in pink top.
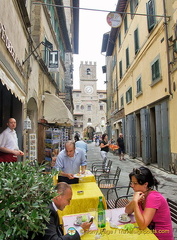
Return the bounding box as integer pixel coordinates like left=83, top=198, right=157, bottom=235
left=125, top=167, right=174, bottom=240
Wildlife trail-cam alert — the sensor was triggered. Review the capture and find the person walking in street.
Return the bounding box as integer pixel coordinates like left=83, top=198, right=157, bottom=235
left=125, top=167, right=174, bottom=240
left=54, top=140, right=87, bottom=184
left=117, top=133, right=125, bottom=161
left=100, top=133, right=109, bottom=163
left=0, top=118, right=24, bottom=162
left=74, top=135, right=88, bottom=159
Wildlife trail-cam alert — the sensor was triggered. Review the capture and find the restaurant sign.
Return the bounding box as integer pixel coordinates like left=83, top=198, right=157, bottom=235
left=0, top=23, right=24, bottom=76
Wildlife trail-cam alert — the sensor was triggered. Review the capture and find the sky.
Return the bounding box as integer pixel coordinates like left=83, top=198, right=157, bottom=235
left=73, top=0, right=118, bottom=90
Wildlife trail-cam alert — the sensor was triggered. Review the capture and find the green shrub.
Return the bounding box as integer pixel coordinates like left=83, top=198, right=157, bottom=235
left=0, top=161, right=57, bottom=240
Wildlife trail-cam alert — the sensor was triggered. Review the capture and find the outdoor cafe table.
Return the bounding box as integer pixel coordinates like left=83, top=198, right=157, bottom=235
left=58, top=182, right=107, bottom=219
left=63, top=207, right=158, bottom=240
left=53, top=170, right=96, bottom=185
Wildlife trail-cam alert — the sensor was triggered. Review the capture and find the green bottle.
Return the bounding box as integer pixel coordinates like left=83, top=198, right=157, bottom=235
left=97, top=196, right=106, bottom=228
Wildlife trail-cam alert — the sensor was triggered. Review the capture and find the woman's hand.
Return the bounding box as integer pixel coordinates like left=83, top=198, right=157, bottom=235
left=133, top=191, right=145, bottom=203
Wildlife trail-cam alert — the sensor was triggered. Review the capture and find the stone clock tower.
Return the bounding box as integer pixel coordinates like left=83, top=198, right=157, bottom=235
left=79, top=61, right=97, bottom=95
left=73, top=61, right=107, bottom=139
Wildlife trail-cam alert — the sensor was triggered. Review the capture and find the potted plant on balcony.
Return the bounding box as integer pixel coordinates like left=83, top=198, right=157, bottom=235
left=0, top=161, right=57, bottom=240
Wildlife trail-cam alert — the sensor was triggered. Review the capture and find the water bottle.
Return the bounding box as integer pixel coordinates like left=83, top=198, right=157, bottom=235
left=97, top=196, right=106, bottom=228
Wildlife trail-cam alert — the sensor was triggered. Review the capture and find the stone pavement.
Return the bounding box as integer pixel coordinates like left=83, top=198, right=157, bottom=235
left=86, top=142, right=177, bottom=239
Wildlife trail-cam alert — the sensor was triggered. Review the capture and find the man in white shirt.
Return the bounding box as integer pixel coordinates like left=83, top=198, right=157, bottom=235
left=0, top=118, right=24, bottom=162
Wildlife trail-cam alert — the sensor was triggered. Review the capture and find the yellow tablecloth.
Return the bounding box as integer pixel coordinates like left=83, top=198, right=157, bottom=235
left=53, top=170, right=96, bottom=185
left=63, top=208, right=158, bottom=240
left=58, top=182, right=107, bottom=219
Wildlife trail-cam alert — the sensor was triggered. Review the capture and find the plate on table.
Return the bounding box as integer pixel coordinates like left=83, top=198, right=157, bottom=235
left=73, top=173, right=83, bottom=178
left=119, top=214, right=131, bottom=223
left=74, top=215, right=90, bottom=226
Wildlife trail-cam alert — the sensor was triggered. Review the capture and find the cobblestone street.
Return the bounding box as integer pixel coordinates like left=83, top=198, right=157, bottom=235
left=86, top=142, right=177, bottom=239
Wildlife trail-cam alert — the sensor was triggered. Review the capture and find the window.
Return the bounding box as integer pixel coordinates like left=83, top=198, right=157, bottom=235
left=151, top=58, right=160, bottom=82
left=87, top=105, right=92, bottom=111
left=126, top=47, right=130, bottom=69
left=134, top=28, right=139, bottom=54
left=86, top=68, right=91, bottom=75
left=81, top=105, right=84, bottom=110
left=130, top=0, right=139, bottom=18
left=76, top=93, right=80, bottom=97
left=100, top=105, right=104, bottom=111
left=124, top=15, right=128, bottom=33
left=76, top=105, right=79, bottom=110
left=88, top=118, right=91, bottom=123
left=146, top=0, right=156, bottom=32
left=99, top=95, right=103, bottom=98
left=126, top=87, right=132, bottom=103
left=120, top=95, right=124, bottom=108
left=136, top=77, right=142, bottom=93
left=118, top=32, right=121, bottom=48
left=119, top=60, right=123, bottom=79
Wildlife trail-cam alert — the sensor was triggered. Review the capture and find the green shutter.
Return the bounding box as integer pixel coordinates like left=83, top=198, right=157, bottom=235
left=134, top=28, right=139, bottom=54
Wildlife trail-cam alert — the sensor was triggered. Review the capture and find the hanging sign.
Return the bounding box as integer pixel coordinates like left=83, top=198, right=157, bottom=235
left=48, top=50, right=59, bottom=72
left=107, top=12, right=122, bottom=28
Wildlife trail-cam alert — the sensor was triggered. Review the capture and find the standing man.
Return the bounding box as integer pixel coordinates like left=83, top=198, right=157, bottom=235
left=74, top=135, right=88, bottom=159
left=117, top=133, right=125, bottom=161
left=34, top=182, right=92, bottom=240
left=54, top=141, right=87, bottom=184
left=0, top=118, right=24, bottom=162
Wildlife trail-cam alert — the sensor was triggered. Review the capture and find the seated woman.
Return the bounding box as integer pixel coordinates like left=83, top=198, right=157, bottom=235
left=125, top=167, right=174, bottom=240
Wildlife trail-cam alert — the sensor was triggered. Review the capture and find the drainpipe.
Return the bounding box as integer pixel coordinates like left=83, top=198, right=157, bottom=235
left=163, top=0, right=173, bottom=96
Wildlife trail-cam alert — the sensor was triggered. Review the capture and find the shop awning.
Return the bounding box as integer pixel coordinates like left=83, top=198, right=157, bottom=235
left=44, top=93, right=74, bottom=125
left=0, top=68, right=25, bottom=103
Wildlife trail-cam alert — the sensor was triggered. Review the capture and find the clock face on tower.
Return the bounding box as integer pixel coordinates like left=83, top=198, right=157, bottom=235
left=84, top=86, right=94, bottom=94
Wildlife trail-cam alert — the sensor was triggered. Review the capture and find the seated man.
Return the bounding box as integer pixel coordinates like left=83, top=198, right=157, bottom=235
left=35, top=182, right=92, bottom=239
left=54, top=141, right=87, bottom=184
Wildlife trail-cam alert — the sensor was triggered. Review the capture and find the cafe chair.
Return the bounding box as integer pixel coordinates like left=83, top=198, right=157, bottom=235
left=91, top=157, right=107, bottom=172
left=167, top=198, right=177, bottom=224
left=93, top=160, right=112, bottom=180
left=106, top=185, right=133, bottom=209
left=98, top=166, right=121, bottom=200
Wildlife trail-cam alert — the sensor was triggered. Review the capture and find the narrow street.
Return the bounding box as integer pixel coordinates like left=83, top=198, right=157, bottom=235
left=87, top=141, right=177, bottom=238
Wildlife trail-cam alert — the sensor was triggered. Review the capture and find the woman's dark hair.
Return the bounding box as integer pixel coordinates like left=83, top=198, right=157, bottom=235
left=102, top=133, right=108, bottom=141
left=129, top=166, right=159, bottom=190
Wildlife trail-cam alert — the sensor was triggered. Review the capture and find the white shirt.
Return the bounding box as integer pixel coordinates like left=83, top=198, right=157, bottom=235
left=0, top=127, right=19, bottom=150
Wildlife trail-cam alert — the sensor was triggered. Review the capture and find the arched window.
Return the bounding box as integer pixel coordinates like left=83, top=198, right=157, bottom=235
left=88, top=118, right=91, bottom=123
left=87, top=68, right=91, bottom=75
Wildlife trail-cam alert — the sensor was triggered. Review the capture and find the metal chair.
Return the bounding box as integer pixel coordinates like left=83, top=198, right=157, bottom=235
left=98, top=166, right=121, bottom=200
left=106, top=185, right=133, bottom=209
left=93, top=160, right=112, bottom=180
left=91, top=157, right=107, bottom=172
left=167, top=198, right=177, bottom=224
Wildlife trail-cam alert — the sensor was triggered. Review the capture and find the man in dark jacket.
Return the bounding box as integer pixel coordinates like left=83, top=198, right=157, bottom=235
left=117, top=133, right=125, bottom=161
left=37, top=182, right=92, bottom=240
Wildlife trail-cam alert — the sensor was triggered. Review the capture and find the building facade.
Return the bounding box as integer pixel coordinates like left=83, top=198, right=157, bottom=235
left=0, top=0, right=79, bottom=162
left=73, top=61, right=107, bottom=139
left=102, top=0, right=177, bottom=173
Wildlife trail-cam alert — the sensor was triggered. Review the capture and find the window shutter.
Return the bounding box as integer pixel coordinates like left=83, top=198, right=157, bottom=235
left=134, top=28, right=139, bottom=54
left=146, top=0, right=156, bottom=32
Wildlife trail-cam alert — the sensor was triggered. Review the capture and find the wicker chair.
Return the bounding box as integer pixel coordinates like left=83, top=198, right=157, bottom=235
left=106, top=185, right=133, bottom=209
left=98, top=166, right=121, bottom=200
left=167, top=198, right=177, bottom=224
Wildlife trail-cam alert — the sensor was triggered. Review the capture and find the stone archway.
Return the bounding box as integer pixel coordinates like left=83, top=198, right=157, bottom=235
left=83, top=126, right=95, bottom=141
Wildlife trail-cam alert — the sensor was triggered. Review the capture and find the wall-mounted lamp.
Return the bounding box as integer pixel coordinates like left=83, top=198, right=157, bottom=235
left=24, top=116, right=32, bottom=130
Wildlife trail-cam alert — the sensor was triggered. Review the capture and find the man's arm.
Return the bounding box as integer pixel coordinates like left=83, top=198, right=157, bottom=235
left=0, top=147, right=24, bottom=156
left=44, top=210, right=80, bottom=240
left=80, top=151, right=87, bottom=174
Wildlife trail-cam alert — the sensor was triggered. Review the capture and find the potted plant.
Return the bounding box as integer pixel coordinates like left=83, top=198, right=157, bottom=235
left=0, top=161, right=57, bottom=240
